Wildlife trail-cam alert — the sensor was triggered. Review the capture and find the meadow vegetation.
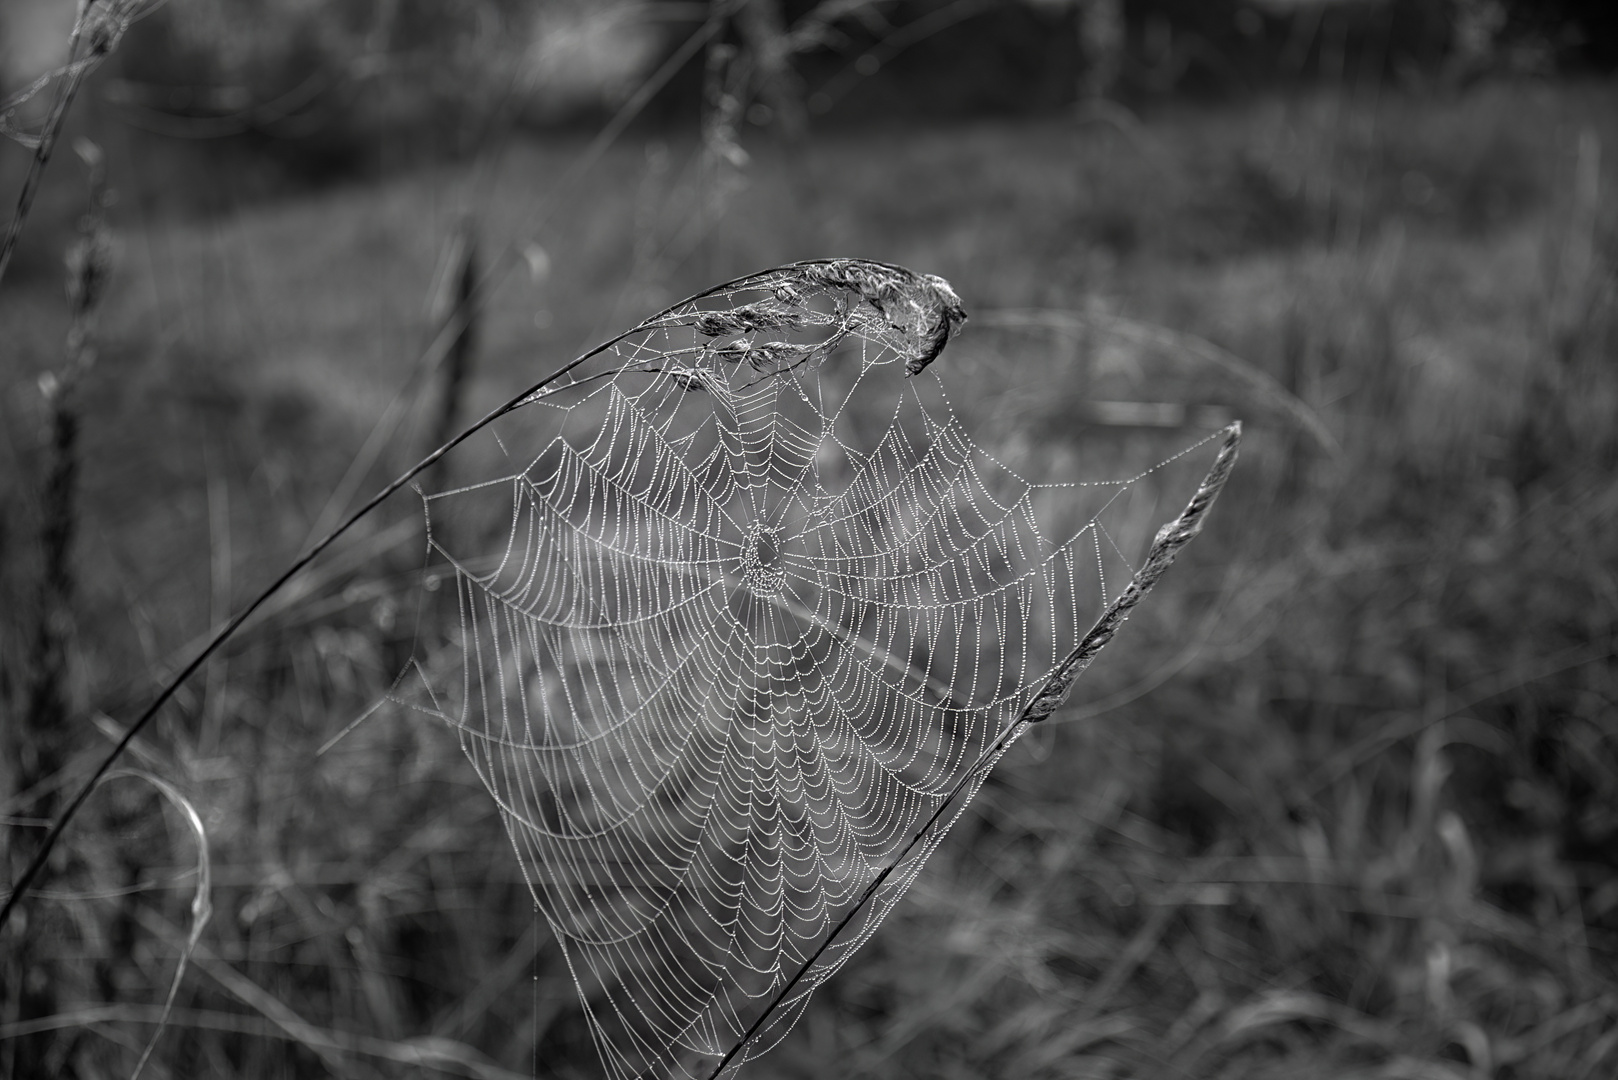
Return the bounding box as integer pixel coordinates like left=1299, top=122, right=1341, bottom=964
left=2, top=68, right=1616, bottom=1079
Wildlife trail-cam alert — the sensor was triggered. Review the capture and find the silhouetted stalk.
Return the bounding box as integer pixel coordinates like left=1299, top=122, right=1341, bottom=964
left=429, top=220, right=480, bottom=461
left=4, top=138, right=112, bottom=1080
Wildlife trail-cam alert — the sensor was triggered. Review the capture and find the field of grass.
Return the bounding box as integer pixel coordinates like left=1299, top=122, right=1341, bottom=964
left=3, top=75, right=1617, bottom=1079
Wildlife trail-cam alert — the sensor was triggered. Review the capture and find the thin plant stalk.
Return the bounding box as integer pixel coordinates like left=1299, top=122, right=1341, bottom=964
left=0, top=0, right=145, bottom=293
left=428, top=219, right=479, bottom=460
left=0, top=261, right=884, bottom=936
left=5, top=137, right=112, bottom=1080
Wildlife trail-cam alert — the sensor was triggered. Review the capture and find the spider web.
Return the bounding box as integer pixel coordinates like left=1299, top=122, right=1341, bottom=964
left=400, top=260, right=1234, bottom=1079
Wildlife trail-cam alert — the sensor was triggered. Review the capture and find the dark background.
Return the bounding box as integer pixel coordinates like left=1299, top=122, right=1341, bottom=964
left=3, top=2, right=1616, bottom=1078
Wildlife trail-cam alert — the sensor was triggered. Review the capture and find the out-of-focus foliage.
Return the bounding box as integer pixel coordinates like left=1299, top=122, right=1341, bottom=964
left=97, top=0, right=671, bottom=172
left=8, top=0, right=1614, bottom=175
left=3, top=68, right=1614, bottom=1076
left=3, top=0, right=1617, bottom=1077
left=797, top=0, right=1615, bottom=118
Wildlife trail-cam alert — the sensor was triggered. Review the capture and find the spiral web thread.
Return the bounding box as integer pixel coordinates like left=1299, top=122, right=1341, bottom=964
left=400, top=260, right=1228, bottom=1079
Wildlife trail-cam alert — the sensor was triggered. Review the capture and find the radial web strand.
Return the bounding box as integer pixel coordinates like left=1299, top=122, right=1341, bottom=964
left=397, top=260, right=1233, bottom=1079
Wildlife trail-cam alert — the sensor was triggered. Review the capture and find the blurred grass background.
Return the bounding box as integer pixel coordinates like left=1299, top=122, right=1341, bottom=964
left=3, top=1, right=1617, bottom=1078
